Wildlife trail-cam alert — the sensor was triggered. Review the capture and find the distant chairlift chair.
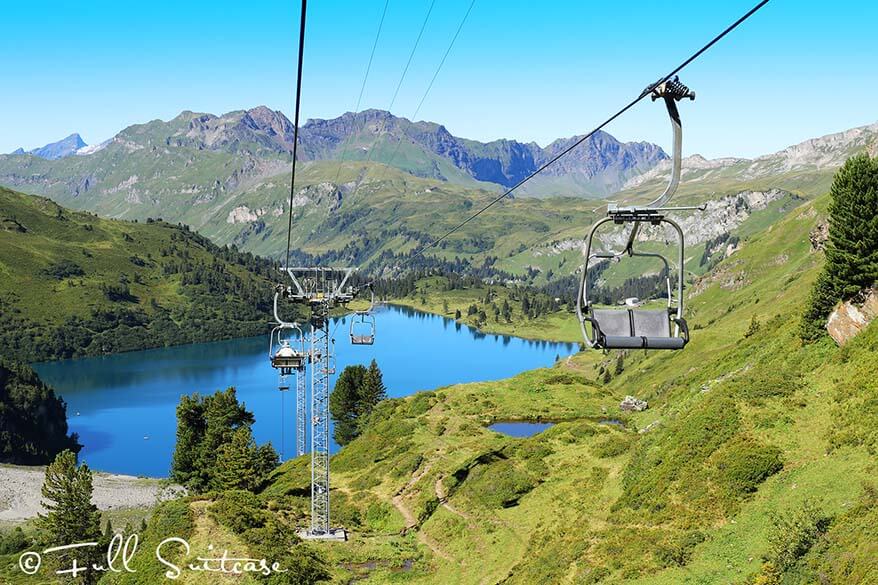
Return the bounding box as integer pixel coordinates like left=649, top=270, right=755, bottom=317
left=350, top=289, right=376, bottom=346
left=576, top=77, right=700, bottom=351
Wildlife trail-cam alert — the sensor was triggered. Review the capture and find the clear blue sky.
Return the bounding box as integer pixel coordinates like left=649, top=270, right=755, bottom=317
left=2, top=0, right=875, bottom=158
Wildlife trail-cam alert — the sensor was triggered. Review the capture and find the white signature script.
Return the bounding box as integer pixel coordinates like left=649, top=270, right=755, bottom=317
left=18, top=533, right=287, bottom=579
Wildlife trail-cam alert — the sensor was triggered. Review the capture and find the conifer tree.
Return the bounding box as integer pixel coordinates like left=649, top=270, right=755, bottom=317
left=214, top=427, right=260, bottom=491
left=329, top=365, right=366, bottom=445
left=170, top=388, right=265, bottom=491
left=329, top=361, right=387, bottom=445
left=824, top=153, right=878, bottom=296
left=801, top=153, right=878, bottom=340
left=39, top=450, right=102, bottom=584
left=360, top=360, right=387, bottom=419
left=169, top=393, right=205, bottom=487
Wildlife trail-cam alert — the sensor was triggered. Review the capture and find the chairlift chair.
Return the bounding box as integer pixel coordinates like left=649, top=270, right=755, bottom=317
left=270, top=324, right=307, bottom=374
left=576, top=77, right=699, bottom=351
left=350, top=288, right=376, bottom=346
left=269, top=290, right=307, bottom=374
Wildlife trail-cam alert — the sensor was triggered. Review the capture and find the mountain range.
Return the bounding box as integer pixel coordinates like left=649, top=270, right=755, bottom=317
left=0, top=109, right=875, bottom=269
left=2, top=107, right=666, bottom=198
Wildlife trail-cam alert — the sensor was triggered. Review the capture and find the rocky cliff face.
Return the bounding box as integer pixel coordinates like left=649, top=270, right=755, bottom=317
left=624, top=122, right=878, bottom=193
left=827, top=290, right=878, bottom=345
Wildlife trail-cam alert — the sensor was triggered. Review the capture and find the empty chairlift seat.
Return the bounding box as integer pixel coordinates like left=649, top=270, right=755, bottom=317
left=350, top=313, right=375, bottom=345
left=590, top=308, right=687, bottom=350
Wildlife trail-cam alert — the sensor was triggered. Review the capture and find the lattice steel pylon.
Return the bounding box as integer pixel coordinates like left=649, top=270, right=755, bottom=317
left=274, top=267, right=354, bottom=541
left=309, top=316, right=332, bottom=536
left=296, top=363, right=307, bottom=458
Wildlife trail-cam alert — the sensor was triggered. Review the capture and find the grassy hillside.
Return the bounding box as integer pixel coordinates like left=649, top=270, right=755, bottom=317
left=115, top=190, right=878, bottom=584
left=0, top=186, right=289, bottom=362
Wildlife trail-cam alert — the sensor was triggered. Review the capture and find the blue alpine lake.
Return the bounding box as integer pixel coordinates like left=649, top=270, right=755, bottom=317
left=34, top=305, right=577, bottom=478
left=488, top=422, right=555, bottom=438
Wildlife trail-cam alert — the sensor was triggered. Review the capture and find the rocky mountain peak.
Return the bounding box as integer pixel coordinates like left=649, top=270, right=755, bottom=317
left=11, top=133, right=87, bottom=160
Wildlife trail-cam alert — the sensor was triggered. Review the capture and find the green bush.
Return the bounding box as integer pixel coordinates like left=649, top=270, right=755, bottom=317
left=618, top=393, right=740, bottom=513
left=407, top=391, right=437, bottom=417
left=760, top=500, right=831, bottom=577
left=459, top=459, right=538, bottom=508
left=709, top=437, right=783, bottom=496
left=41, top=259, right=85, bottom=280
left=592, top=433, right=632, bottom=459
left=655, top=530, right=706, bottom=568
left=208, top=490, right=271, bottom=533
left=0, top=527, right=30, bottom=555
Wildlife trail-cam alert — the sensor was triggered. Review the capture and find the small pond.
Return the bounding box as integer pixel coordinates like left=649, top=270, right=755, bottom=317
left=488, top=421, right=555, bottom=438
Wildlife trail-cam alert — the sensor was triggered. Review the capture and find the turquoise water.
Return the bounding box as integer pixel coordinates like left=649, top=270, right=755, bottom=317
left=488, top=422, right=554, bottom=437
left=34, top=305, right=577, bottom=478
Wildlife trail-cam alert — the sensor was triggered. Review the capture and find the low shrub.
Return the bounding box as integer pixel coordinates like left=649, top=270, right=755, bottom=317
left=709, top=437, right=783, bottom=497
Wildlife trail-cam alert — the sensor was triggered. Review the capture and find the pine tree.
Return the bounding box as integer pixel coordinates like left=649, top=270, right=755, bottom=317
left=329, top=361, right=387, bottom=445
left=359, top=360, right=387, bottom=424
left=169, top=393, right=205, bottom=487
left=801, top=153, right=878, bottom=340
left=501, top=299, right=512, bottom=322
left=824, top=153, right=878, bottom=296
left=170, top=388, right=263, bottom=492
left=255, top=442, right=280, bottom=480
left=329, top=365, right=366, bottom=445
left=39, top=450, right=102, bottom=584
left=214, top=427, right=261, bottom=491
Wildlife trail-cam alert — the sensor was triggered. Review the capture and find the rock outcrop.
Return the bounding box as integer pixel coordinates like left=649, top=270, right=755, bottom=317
left=620, top=396, right=648, bottom=412
left=826, top=290, right=878, bottom=345
left=809, top=220, right=829, bottom=252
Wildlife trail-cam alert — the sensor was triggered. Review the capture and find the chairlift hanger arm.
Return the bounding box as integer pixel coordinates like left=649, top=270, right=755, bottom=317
left=617, top=76, right=695, bottom=255
left=273, top=289, right=301, bottom=327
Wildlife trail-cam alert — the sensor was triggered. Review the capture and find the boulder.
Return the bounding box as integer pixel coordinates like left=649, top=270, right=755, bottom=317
left=620, top=395, right=648, bottom=412
left=809, top=220, right=829, bottom=252
left=826, top=289, right=878, bottom=345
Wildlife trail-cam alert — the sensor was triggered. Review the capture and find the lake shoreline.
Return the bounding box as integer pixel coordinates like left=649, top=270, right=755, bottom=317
left=386, top=300, right=581, bottom=345
left=0, top=464, right=182, bottom=524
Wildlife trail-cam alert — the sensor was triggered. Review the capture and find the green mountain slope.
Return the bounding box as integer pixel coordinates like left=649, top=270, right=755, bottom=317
left=0, top=186, right=284, bottom=362
left=128, top=190, right=878, bottom=584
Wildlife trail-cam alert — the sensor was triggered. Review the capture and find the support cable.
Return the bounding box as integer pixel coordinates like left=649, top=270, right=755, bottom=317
left=332, top=0, right=392, bottom=187
left=405, top=0, right=770, bottom=259
left=345, top=0, right=437, bottom=203
left=372, top=0, right=477, bottom=186
left=284, top=0, right=308, bottom=269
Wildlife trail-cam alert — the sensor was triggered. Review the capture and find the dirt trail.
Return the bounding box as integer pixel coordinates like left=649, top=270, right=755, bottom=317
left=390, top=463, right=452, bottom=562
left=435, top=476, right=474, bottom=523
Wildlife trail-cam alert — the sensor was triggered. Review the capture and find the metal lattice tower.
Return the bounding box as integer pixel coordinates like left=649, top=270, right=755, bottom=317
left=296, top=365, right=307, bottom=458
left=273, top=267, right=353, bottom=541
left=309, top=317, right=331, bottom=536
